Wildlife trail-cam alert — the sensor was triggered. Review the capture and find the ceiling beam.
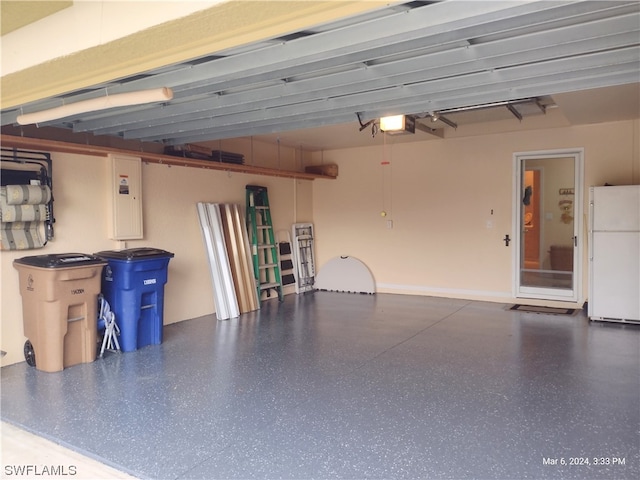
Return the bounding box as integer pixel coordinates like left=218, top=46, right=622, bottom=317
left=168, top=69, right=639, bottom=144
left=2, top=0, right=638, bottom=147
left=98, top=36, right=640, bottom=136
left=8, top=0, right=627, bottom=115
left=67, top=14, right=640, bottom=135
left=126, top=47, right=640, bottom=140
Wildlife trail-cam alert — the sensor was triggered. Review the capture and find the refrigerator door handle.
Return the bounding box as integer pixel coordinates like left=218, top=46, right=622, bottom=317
left=588, top=199, right=595, bottom=260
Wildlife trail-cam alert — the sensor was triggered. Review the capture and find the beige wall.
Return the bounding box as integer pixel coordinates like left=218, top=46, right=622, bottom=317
left=1, top=143, right=313, bottom=367
left=311, top=120, right=639, bottom=302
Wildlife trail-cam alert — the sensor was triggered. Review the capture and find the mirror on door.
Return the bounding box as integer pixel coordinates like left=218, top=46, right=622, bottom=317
left=520, top=156, right=575, bottom=290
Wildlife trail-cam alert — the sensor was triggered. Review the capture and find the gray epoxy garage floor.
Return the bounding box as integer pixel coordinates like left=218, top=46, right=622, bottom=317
left=1, top=292, right=639, bottom=480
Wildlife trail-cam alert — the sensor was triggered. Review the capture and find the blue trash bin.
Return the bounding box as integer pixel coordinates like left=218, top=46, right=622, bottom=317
left=94, top=248, right=174, bottom=352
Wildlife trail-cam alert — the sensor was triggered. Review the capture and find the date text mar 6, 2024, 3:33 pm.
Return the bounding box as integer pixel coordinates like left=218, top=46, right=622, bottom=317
left=543, top=457, right=626, bottom=467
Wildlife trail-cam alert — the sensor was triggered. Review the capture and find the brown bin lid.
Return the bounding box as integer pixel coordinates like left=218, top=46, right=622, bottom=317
left=14, top=253, right=107, bottom=268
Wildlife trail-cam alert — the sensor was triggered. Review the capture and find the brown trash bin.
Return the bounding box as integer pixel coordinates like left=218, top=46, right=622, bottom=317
left=13, top=254, right=107, bottom=373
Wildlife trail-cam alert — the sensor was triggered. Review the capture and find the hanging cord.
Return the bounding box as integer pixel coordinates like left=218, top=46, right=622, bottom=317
left=380, top=134, right=392, bottom=218
left=387, top=139, right=393, bottom=218
left=381, top=135, right=386, bottom=214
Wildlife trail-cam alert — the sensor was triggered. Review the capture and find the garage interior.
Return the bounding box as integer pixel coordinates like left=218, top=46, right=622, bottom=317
left=1, top=1, right=639, bottom=479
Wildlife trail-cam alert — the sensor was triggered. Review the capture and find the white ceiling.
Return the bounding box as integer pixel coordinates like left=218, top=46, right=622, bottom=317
left=1, top=0, right=639, bottom=152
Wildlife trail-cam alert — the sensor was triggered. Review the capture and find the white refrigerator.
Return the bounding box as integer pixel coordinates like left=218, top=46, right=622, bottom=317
left=588, top=185, right=640, bottom=323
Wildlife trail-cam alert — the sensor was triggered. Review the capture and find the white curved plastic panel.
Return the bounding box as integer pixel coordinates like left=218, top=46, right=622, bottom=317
left=315, top=256, right=375, bottom=294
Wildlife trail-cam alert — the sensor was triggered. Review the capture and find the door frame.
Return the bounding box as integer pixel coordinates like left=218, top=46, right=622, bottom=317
left=512, top=148, right=584, bottom=303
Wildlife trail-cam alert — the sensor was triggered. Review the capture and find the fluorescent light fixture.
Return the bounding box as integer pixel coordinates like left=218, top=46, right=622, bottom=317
left=379, top=115, right=405, bottom=132
left=17, top=87, right=174, bottom=125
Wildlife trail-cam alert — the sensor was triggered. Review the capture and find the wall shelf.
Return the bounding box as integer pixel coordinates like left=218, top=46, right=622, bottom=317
left=0, top=135, right=336, bottom=181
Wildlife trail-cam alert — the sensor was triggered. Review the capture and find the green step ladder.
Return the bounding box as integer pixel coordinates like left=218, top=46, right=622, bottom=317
left=246, top=185, right=283, bottom=302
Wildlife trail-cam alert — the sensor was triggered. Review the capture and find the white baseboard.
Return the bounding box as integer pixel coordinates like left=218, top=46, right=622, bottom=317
left=376, top=283, right=512, bottom=301
left=376, top=283, right=585, bottom=309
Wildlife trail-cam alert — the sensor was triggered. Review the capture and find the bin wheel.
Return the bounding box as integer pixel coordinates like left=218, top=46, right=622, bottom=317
left=24, top=340, right=36, bottom=367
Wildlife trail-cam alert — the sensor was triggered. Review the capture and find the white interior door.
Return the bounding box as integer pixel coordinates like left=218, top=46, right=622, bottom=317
left=513, top=149, right=584, bottom=303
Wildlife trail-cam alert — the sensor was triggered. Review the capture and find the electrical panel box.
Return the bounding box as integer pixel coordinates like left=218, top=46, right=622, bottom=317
left=109, top=154, right=143, bottom=240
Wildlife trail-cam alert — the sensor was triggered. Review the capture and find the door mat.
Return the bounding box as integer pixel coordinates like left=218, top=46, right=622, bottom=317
left=510, top=305, right=576, bottom=315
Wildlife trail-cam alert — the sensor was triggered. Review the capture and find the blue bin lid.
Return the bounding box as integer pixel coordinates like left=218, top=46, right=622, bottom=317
left=94, top=248, right=174, bottom=261
left=14, top=253, right=107, bottom=268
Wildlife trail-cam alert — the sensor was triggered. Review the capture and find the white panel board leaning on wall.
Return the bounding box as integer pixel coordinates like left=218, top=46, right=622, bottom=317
left=197, top=203, right=240, bottom=320
left=315, top=256, right=375, bottom=294
left=197, top=202, right=259, bottom=320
